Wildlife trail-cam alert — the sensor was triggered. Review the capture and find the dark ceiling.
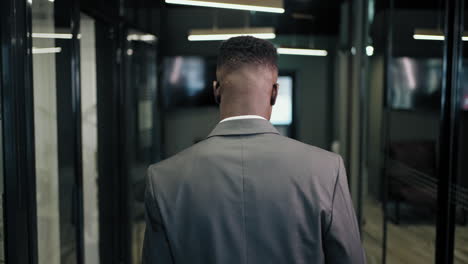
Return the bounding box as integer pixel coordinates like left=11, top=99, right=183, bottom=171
left=278, top=0, right=344, bottom=35
left=164, top=0, right=346, bottom=35
left=374, top=0, right=445, bottom=14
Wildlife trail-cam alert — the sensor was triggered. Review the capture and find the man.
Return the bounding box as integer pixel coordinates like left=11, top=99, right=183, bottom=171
left=143, top=36, right=366, bottom=264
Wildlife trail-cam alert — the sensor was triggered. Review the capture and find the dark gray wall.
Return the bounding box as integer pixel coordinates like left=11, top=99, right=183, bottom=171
left=163, top=108, right=219, bottom=157
left=278, top=55, right=331, bottom=148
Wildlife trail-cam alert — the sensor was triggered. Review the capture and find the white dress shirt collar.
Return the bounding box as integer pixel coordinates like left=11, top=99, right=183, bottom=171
left=220, top=115, right=267, bottom=123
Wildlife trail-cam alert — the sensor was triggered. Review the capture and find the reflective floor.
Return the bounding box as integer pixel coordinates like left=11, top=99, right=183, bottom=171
left=363, top=198, right=468, bottom=264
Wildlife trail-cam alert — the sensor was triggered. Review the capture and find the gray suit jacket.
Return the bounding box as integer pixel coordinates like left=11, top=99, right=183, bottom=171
left=143, top=119, right=366, bottom=264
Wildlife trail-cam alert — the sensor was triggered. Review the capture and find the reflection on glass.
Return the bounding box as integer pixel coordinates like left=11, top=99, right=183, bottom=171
left=384, top=100, right=440, bottom=264
left=80, top=13, right=100, bottom=264
left=459, top=63, right=468, bottom=111
left=33, top=0, right=78, bottom=263
left=363, top=56, right=385, bottom=264
left=0, top=79, right=4, bottom=262
left=454, top=111, right=468, bottom=263
left=454, top=9, right=468, bottom=264
left=32, top=0, right=61, bottom=263
left=126, top=36, right=158, bottom=264
left=362, top=4, right=446, bottom=264
left=389, top=58, right=441, bottom=110
left=386, top=55, right=441, bottom=261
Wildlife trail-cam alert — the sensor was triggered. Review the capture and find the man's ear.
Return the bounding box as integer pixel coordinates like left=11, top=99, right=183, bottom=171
left=213, top=80, right=221, bottom=104
left=271, top=83, right=279, bottom=105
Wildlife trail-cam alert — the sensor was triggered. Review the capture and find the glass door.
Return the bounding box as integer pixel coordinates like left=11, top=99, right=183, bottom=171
left=359, top=0, right=456, bottom=263
left=453, top=3, right=468, bottom=263
left=454, top=62, right=468, bottom=264
left=123, top=30, right=159, bottom=264
left=363, top=0, right=468, bottom=263
left=0, top=47, right=5, bottom=264
left=382, top=2, right=445, bottom=263
left=32, top=0, right=82, bottom=263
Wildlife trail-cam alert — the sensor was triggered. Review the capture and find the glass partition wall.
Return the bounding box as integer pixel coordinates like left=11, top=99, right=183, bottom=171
left=30, top=2, right=161, bottom=264
left=360, top=0, right=468, bottom=263
left=0, top=48, right=4, bottom=264
left=124, top=31, right=159, bottom=264
left=453, top=3, right=468, bottom=263
left=32, top=0, right=82, bottom=263
left=383, top=6, right=444, bottom=262
left=2, top=0, right=160, bottom=262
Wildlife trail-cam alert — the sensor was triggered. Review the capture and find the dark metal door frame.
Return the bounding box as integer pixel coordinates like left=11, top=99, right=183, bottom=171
left=71, top=0, right=85, bottom=261
left=381, top=1, right=394, bottom=264
left=0, top=0, right=85, bottom=262
left=0, top=0, right=38, bottom=263
left=436, top=0, right=463, bottom=263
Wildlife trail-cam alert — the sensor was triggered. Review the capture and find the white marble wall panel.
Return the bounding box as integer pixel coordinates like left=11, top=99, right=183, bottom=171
left=32, top=13, right=61, bottom=264
left=80, top=14, right=100, bottom=264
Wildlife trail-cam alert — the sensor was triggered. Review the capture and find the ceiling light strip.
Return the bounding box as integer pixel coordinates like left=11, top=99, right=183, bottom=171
left=188, top=33, right=276, bottom=41
left=413, top=34, right=468, bottom=41
left=413, top=34, right=445, bottom=41
left=32, top=33, right=73, bottom=39
left=32, top=47, right=62, bottom=54
left=277, top=48, right=328, bottom=56
left=165, top=0, right=284, bottom=13
left=127, top=34, right=158, bottom=42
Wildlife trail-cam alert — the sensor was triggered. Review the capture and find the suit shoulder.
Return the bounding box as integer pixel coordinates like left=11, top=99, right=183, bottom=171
left=275, top=136, right=343, bottom=178
left=148, top=141, right=206, bottom=177
left=280, top=136, right=341, bottom=161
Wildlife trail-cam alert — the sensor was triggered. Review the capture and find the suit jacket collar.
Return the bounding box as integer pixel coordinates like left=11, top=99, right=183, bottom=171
left=207, top=118, right=280, bottom=138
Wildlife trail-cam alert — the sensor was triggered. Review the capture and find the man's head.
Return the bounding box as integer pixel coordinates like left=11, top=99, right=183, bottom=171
left=213, top=36, right=279, bottom=120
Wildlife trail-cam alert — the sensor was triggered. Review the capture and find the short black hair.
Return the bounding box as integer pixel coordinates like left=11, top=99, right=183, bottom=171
left=217, top=36, right=278, bottom=74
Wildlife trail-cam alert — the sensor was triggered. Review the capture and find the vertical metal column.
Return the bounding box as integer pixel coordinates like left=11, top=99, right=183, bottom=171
left=70, top=0, right=85, bottom=262
left=381, top=0, right=394, bottom=263
left=357, top=0, right=370, bottom=235
left=436, top=0, right=463, bottom=263
left=118, top=24, right=132, bottom=264
left=0, top=0, right=38, bottom=263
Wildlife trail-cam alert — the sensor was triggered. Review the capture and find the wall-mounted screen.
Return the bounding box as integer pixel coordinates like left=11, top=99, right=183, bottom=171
left=271, top=76, right=293, bottom=125
left=162, top=56, right=216, bottom=108
left=464, top=94, right=468, bottom=110
left=461, top=68, right=468, bottom=110
left=390, top=57, right=468, bottom=111
left=389, top=57, right=441, bottom=110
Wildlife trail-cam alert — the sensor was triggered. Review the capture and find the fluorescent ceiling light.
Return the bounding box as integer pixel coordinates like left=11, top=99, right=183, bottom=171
left=127, top=34, right=157, bottom=42
left=189, top=33, right=275, bottom=41
left=414, top=34, right=468, bottom=41
left=413, top=34, right=445, bottom=41
left=188, top=27, right=275, bottom=41
left=32, top=47, right=62, bottom=54
left=32, top=33, right=82, bottom=39
left=32, top=33, right=73, bottom=39
left=165, top=0, right=284, bottom=13
left=413, top=29, right=468, bottom=41
left=277, top=48, right=328, bottom=56
left=366, top=46, right=374, bottom=56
